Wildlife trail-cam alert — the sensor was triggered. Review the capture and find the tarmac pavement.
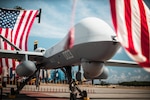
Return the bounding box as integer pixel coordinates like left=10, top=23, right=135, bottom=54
left=1, top=85, right=150, bottom=100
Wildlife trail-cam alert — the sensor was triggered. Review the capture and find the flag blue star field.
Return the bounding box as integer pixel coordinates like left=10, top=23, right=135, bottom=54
left=0, top=8, right=38, bottom=75
left=0, top=9, right=19, bottom=29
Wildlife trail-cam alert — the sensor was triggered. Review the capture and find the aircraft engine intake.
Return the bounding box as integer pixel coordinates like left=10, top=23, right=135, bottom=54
left=16, top=61, right=36, bottom=77
left=82, top=61, right=104, bottom=79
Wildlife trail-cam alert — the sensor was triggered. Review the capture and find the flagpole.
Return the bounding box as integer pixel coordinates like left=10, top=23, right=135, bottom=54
left=36, top=8, right=42, bottom=23
left=0, top=34, right=21, bottom=51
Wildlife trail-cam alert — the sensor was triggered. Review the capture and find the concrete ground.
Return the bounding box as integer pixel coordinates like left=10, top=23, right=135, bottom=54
left=1, top=84, right=150, bottom=100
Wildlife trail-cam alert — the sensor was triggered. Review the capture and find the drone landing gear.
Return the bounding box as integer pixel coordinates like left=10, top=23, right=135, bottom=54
left=8, top=67, right=40, bottom=99
left=65, top=66, right=90, bottom=100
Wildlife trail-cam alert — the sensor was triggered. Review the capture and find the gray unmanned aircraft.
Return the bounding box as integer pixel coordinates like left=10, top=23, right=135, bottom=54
left=0, top=17, right=139, bottom=100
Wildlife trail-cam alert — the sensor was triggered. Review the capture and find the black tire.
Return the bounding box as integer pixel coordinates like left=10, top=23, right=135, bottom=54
left=82, top=90, right=87, bottom=97
left=10, top=88, right=15, bottom=95
left=70, top=93, right=77, bottom=100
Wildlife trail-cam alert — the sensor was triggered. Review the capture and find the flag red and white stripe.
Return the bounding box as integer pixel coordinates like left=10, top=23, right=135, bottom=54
left=0, top=9, right=38, bottom=75
left=64, top=0, right=77, bottom=49
left=110, top=0, right=150, bottom=72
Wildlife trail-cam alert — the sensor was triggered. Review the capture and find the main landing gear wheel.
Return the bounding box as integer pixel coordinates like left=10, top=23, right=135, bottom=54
left=77, top=86, right=89, bottom=100
left=8, top=88, right=16, bottom=99
left=70, top=92, right=77, bottom=100
left=81, top=91, right=90, bottom=100
left=65, top=66, right=90, bottom=100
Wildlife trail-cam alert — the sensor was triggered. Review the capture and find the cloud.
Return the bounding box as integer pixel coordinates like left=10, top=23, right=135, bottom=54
left=130, top=75, right=142, bottom=81
left=29, top=0, right=113, bottom=39
left=106, top=67, right=150, bottom=83
left=120, top=73, right=127, bottom=80
left=134, top=69, right=141, bottom=73
left=143, top=75, right=150, bottom=80
left=30, top=22, right=67, bottom=39
left=29, top=1, right=73, bottom=39
left=75, top=0, right=112, bottom=24
left=109, top=68, right=118, bottom=74
left=1, top=0, right=113, bottom=39
left=128, top=72, right=131, bottom=76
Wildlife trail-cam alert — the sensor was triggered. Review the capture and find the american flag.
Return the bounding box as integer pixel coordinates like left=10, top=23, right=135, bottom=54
left=0, top=8, right=38, bottom=75
left=64, top=0, right=77, bottom=50
left=64, top=27, right=75, bottom=49
left=110, top=0, right=150, bottom=72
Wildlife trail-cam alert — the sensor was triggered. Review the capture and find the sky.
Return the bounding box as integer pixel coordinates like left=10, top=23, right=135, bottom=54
left=0, top=0, right=150, bottom=83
